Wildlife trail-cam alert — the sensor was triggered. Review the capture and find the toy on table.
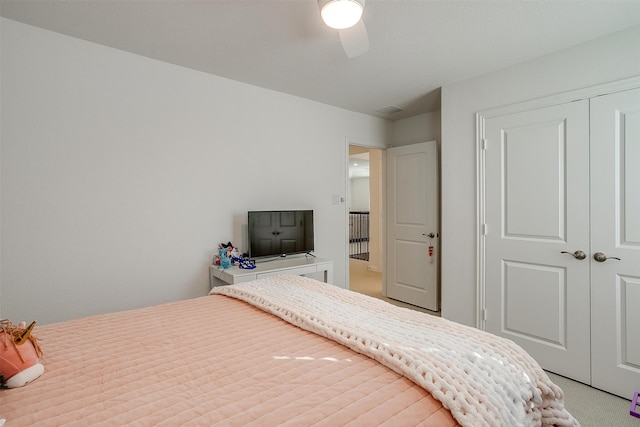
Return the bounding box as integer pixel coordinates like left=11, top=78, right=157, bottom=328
left=215, top=241, right=236, bottom=270
left=213, top=242, right=255, bottom=270
left=219, top=248, right=232, bottom=269
left=0, top=319, right=44, bottom=388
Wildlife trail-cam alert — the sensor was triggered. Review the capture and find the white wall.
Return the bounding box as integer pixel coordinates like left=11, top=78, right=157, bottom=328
left=391, top=111, right=441, bottom=146
left=0, top=18, right=390, bottom=324
left=441, top=26, right=640, bottom=326
left=349, top=177, right=370, bottom=211
left=367, top=148, right=383, bottom=273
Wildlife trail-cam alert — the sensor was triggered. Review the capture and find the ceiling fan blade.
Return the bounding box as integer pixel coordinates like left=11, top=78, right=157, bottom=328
left=338, top=19, right=369, bottom=58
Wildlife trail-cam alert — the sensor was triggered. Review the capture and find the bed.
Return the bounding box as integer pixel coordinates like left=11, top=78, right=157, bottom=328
left=1, top=274, right=578, bottom=426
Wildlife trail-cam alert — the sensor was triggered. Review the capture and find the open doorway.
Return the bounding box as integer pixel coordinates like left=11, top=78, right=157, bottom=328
left=347, top=144, right=439, bottom=315
left=348, top=145, right=383, bottom=298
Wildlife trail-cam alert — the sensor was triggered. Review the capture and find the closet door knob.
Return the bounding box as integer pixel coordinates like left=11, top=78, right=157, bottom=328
left=561, top=250, right=587, bottom=260
left=593, top=252, right=621, bottom=262
left=560, top=251, right=587, bottom=259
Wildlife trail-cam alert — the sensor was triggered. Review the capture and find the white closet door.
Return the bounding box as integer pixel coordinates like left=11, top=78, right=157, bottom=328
left=483, top=100, right=591, bottom=383
left=590, top=88, right=640, bottom=398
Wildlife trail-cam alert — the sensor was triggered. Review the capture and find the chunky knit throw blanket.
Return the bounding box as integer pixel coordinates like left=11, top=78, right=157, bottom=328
left=211, top=274, right=580, bottom=427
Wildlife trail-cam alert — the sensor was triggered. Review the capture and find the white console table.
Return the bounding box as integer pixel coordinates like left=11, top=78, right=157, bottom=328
left=210, top=256, right=333, bottom=288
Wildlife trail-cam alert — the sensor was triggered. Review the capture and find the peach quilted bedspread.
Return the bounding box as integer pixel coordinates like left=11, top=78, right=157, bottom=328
left=1, top=294, right=458, bottom=426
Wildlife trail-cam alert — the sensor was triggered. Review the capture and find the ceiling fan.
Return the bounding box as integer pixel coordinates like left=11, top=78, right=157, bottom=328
left=318, top=0, right=370, bottom=58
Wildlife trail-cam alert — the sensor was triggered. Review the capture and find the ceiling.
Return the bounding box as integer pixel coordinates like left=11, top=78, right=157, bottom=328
left=2, top=1, right=640, bottom=120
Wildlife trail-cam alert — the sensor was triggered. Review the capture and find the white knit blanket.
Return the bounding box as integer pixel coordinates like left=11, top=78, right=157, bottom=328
left=210, top=275, right=580, bottom=427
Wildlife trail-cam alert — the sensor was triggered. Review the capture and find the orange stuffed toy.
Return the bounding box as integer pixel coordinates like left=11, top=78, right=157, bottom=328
left=0, top=319, right=44, bottom=388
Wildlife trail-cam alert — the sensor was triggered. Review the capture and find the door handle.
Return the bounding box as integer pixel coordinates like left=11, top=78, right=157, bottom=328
left=561, top=250, right=587, bottom=260
left=593, top=252, right=621, bottom=262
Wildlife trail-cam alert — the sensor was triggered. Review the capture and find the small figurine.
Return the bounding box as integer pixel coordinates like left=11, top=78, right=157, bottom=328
left=217, top=242, right=235, bottom=269
left=0, top=320, right=44, bottom=388
left=219, top=247, right=232, bottom=269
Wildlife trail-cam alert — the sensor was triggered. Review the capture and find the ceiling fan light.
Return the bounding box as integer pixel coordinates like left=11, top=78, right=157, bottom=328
left=321, top=0, right=363, bottom=30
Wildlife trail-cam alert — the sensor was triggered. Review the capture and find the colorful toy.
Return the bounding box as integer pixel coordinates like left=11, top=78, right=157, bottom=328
left=215, top=241, right=236, bottom=269
left=0, top=320, right=44, bottom=388
left=631, top=391, right=640, bottom=418
left=219, top=248, right=232, bottom=269
left=213, top=242, right=255, bottom=269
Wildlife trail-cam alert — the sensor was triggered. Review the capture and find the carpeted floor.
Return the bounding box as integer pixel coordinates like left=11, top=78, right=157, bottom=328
left=547, top=372, right=638, bottom=427
left=348, top=259, right=638, bottom=427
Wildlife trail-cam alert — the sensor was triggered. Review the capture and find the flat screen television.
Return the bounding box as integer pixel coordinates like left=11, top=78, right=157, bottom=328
left=248, top=210, right=314, bottom=259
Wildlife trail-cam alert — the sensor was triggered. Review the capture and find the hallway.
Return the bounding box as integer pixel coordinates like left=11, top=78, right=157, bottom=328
left=348, top=259, right=439, bottom=316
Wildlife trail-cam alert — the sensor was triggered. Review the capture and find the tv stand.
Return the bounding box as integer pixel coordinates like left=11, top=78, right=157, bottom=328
left=210, top=256, right=333, bottom=289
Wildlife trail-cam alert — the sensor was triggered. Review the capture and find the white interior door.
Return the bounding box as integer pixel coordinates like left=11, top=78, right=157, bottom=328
left=483, top=101, right=592, bottom=383
left=386, top=141, right=439, bottom=311
left=590, top=88, right=640, bottom=398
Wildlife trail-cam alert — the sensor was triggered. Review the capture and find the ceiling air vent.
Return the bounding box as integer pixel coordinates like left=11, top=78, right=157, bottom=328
left=377, top=105, right=403, bottom=114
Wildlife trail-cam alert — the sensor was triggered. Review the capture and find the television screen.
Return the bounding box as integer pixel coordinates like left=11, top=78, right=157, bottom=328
left=248, top=210, right=314, bottom=259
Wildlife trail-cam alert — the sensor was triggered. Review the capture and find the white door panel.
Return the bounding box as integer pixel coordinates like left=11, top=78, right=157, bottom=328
left=590, top=88, right=640, bottom=398
left=484, top=100, right=591, bottom=383
left=503, top=119, right=568, bottom=239
left=386, top=141, right=439, bottom=311
left=502, top=261, right=567, bottom=347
